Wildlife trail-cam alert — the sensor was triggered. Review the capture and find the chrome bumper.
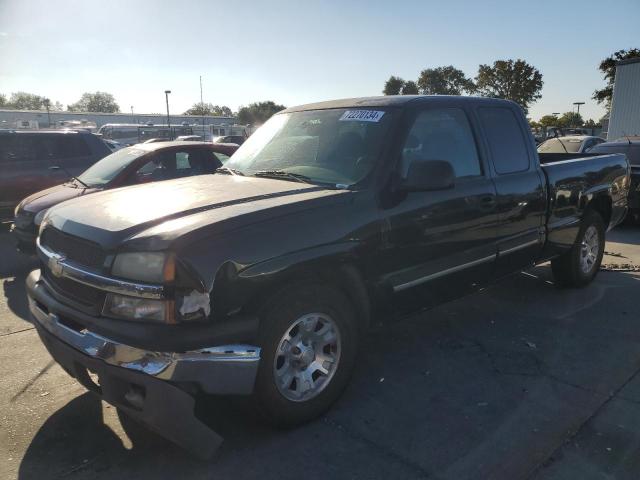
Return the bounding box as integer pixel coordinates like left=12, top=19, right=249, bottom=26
left=29, top=291, right=261, bottom=395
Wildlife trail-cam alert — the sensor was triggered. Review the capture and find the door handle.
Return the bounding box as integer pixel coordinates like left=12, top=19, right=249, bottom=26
left=49, top=166, right=61, bottom=171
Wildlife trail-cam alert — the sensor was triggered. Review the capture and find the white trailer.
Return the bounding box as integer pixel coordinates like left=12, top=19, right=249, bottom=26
left=607, top=57, right=640, bottom=141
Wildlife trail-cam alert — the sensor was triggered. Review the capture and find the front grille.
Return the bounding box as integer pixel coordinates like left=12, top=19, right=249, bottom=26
left=40, top=228, right=105, bottom=268
left=43, top=266, right=106, bottom=308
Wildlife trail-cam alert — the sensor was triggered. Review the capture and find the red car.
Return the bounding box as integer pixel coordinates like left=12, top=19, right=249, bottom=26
left=12, top=141, right=237, bottom=252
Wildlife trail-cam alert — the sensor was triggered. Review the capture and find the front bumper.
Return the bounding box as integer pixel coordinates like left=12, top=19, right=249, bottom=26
left=10, top=224, right=37, bottom=253
left=27, top=269, right=261, bottom=458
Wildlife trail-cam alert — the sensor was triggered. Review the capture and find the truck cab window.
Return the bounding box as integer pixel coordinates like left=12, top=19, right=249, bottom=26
left=401, top=108, right=481, bottom=179
left=478, top=107, right=530, bottom=174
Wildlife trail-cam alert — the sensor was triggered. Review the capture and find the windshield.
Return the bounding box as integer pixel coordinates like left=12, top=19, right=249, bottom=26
left=78, top=147, right=147, bottom=186
left=538, top=138, right=583, bottom=153
left=224, top=108, right=395, bottom=187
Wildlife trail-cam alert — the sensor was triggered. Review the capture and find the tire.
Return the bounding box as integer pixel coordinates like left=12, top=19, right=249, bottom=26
left=253, top=283, right=358, bottom=427
left=551, top=211, right=605, bottom=288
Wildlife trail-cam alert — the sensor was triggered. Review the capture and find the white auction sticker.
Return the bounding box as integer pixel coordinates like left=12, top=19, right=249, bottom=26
left=339, top=110, right=385, bottom=122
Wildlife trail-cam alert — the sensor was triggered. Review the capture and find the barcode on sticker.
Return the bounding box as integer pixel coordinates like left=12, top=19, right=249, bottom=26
left=339, top=110, right=385, bottom=122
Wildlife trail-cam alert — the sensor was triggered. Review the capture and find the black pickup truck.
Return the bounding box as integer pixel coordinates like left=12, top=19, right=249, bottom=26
left=26, top=96, right=630, bottom=457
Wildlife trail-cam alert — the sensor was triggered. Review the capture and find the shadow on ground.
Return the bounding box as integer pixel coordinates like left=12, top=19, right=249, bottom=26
left=16, top=264, right=640, bottom=479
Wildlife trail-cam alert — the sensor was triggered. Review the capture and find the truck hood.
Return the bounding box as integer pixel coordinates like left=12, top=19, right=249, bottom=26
left=45, top=175, right=348, bottom=250
left=22, top=183, right=100, bottom=213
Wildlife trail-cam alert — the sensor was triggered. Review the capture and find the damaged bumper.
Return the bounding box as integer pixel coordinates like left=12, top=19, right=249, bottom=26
left=27, top=269, right=261, bottom=458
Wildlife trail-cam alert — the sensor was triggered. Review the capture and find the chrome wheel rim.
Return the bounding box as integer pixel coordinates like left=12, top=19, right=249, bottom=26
left=273, top=313, right=341, bottom=402
left=580, top=225, right=599, bottom=274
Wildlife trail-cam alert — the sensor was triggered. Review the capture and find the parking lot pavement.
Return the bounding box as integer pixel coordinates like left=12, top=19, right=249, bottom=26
left=1, top=225, right=639, bottom=480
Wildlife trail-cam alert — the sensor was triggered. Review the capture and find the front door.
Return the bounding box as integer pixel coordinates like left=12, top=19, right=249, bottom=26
left=377, top=106, right=499, bottom=315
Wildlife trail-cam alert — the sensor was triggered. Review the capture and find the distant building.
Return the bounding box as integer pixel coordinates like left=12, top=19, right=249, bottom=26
left=0, top=108, right=238, bottom=131
left=607, top=57, right=640, bottom=141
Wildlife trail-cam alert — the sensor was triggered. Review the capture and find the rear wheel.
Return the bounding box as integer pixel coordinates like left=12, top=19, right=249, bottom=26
left=551, top=211, right=605, bottom=287
left=253, top=284, right=358, bottom=427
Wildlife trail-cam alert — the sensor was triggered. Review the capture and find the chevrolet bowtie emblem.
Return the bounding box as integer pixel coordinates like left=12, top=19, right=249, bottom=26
left=48, top=253, right=66, bottom=278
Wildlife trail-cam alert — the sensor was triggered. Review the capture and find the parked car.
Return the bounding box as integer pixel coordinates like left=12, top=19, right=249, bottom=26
left=0, top=129, right=110, bottom=223
left=213, top=134, right=246, bottom=145
left=537, top=135, right=605, bottom=154
left=12, top=141, right=237, bottom=251
left=102, top=139, right=124, bottom=151
left=176, top=135, right=203, bottom=141
left=586, top=139, right=640, bottom=223
left=26, top=96, right=629, bottom=458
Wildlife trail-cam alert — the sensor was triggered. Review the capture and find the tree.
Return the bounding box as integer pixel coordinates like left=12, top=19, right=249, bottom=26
left=6, top=91, right=49, bottom=110
left=237, top=101, right=286, bottom=125
left=0, top=93, right=6, bottom=108
left=417, top=66, right=475, bottom=95
left=67, top=92, right=119, bottom=113
left=538, top=114, right=559, bottom=127
left=401, top=80, right=419, bottom=95
left=556, top=111, right=583, bottom=128
left=593, top=48, right=640, bottom=108
left=383, top=76, right=405, bottom=95
left=584, top=119, right=600, bottom=128
left=184, top=102, right=233, bottom=116
left=475, top=59, right=543, bottom=113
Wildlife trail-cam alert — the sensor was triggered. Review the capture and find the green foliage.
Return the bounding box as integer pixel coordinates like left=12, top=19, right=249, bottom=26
left=538, top=115, right=559, bottom=128
left=593, top=48, right=640, bottom=107
left=401, top=80, right=419, bottom=95
left=0, top=93, right=6, bottom=107
left=417, top=66, right=475, bottom=95
left=383, top=76, right=405, bottom=95
left=184, top=102, right=232, bottom=116
left=237, top=101, right=286, bottom=125
left=5, top=91, right=50, bottom=110
left=556, top=111, right=584, bottom=128
left=475, top=59, right=543, bottom=113
left=67, top=92, right=120, bottom=113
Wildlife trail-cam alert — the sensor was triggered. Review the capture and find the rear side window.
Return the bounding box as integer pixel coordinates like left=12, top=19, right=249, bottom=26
left=0, top=135, right=40, bottom=162
left=43, top=135, right=92, bottom=159
left=478, top=107, right=530, bottom=174
left=401, top=108, right=482, bottom=179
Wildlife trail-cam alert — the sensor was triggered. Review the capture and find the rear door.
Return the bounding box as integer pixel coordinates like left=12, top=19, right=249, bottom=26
left=379, top=105, right=499, bottom=314
left=476, top=106, right=547, bottom=276
left=48, top=134, right=95, bottom=177
left=0, top=134, right=59, bottom=216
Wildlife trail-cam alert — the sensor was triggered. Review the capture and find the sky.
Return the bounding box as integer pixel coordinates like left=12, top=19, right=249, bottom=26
left=0, top=0, right=638, bottom=122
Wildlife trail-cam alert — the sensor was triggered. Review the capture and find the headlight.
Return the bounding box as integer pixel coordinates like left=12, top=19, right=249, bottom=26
left=34, top=209, right=48, bottom=226
left=111, top=252, right=174, bottom=283
left=103, top=293, right=172, bottom=323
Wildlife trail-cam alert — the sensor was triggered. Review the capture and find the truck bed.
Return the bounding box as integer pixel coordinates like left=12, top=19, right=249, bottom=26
left=540, top=152, right=629, bottom=252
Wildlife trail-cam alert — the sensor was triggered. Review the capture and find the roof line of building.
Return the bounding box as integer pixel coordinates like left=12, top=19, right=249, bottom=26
left=0, top=108, right=235, bottom=119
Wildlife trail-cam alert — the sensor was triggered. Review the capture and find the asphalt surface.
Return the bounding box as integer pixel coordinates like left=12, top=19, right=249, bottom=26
left=1, top=224, right=640, bottom=480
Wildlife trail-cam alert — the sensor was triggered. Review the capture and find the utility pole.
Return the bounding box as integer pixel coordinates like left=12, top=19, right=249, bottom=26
left=200, top=76, right=205, bottom=140
left=131, top=105, right=135, bottom=124
left=165, top=90, right=172, bottom=138
left=44, top=99, right=51, bottom=128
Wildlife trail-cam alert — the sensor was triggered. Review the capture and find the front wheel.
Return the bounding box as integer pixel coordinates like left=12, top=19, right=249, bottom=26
left=253, top=284, right=358, bottom=427
left=551, top=211, right=605, bottom=287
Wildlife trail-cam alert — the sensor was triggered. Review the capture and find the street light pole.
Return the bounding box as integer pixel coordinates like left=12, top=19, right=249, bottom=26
left=165, top=90, right=172, bottom=138
left=572, top=102, right=585, bottom=127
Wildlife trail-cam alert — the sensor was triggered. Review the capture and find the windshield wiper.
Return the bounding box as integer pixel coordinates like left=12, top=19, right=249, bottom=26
left=71, top=176, right=90, bottom=189
left=253, top=170, right=313, bottom=184
left=215, top=166, right=245, bottom=176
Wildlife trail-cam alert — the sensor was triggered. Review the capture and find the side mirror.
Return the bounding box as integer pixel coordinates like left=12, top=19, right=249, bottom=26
left=400, top=160, right=455, bottom=192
